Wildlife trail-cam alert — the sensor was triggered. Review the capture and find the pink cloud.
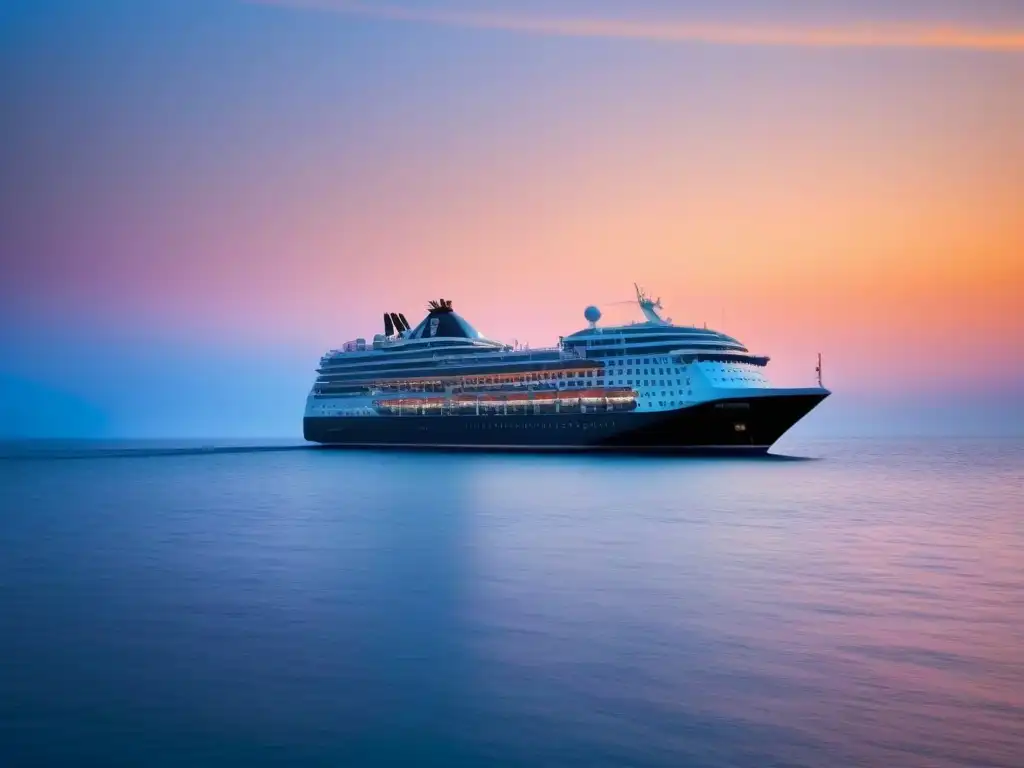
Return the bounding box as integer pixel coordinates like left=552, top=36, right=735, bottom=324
left=251, top=0, right=1024, bottom=52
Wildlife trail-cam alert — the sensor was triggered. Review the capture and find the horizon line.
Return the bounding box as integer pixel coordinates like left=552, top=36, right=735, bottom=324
left=247, top=0, right=1024, bottom=52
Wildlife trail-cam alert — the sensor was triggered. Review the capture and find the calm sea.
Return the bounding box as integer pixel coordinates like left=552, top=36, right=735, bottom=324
left=2, top=438, right=1022, bottom=767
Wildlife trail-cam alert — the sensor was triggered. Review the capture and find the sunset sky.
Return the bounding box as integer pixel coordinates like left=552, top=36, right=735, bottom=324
left=1, top=0, right=1021, bottom=438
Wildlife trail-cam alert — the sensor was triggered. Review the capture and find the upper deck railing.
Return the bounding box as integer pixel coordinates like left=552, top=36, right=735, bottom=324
left=323, top=340, right=583, bottom=364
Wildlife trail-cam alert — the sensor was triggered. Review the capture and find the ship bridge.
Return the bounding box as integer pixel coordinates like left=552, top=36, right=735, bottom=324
left=561, top=285, right=768, bottom=365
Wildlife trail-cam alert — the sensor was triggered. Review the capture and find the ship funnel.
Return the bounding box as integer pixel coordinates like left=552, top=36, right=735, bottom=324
left=388, top=312, right=403, bottom=335
left=398, top=313, right=410, bottom=331
left=383, top=313, right=394, bottom=336
left=427, top=299, right=454, bottom=313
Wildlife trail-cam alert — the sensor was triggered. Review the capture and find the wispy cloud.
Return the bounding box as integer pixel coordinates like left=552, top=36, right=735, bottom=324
left=250, top=0, right=1024, bottom=52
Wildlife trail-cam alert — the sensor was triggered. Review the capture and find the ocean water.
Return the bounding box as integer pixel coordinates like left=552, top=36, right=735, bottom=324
left=1, top=438, right=1022, bottom=767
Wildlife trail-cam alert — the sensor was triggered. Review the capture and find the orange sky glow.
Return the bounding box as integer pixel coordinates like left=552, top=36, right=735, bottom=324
left=3, top=0, right=1022, bottom=402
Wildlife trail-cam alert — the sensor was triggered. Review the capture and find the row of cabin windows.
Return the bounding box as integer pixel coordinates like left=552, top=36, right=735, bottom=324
left=709, top=364, right=767, bottom=386
left=584, top=344, right=743, bottom=357
left=579, top=337, right=722, bottom=349
left=636, top=389, right=693, bottom=406
left=319, top=369, right=603, bottom=390
left=465, top=419, right=616, bottom=430
left=606, top=356, right=673, bottom=367
left=321, top=368, right=586, bottom=382
left=605, top=357, right=690, bottom=398
left=605, top=359, right=767, bottom=389
left=608, top=378, right=689, bottom=386
left=320, top=358, right=757, bottom=399
left=318, top=376, right=707, bottom=394
left=324, top=372, right=751, bottom=399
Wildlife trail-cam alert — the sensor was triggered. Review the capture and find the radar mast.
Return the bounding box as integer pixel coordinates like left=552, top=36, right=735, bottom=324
left=634, top=283, right=669, bottom=325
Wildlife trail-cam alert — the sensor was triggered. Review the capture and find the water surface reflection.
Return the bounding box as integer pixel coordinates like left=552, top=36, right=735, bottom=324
left=1, top=439, right=1021, bottom=766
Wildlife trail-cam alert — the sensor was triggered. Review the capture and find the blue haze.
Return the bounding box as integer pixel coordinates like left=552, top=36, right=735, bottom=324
left=1, top=326, right=1022, bottom=440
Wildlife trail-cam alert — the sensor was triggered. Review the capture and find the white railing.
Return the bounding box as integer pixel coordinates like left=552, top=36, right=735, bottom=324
left=324, top=340, right=584, bottom=367
left=426, top=346, right=573, bottom=367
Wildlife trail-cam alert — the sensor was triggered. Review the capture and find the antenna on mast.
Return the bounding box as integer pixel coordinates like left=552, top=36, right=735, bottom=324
left=816, top=353, right=823, bottom=388
left=634, top=282, right=668, bottom=324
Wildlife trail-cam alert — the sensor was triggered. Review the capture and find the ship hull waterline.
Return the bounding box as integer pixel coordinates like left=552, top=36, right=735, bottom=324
left=303, top=392, right=828, bottom=454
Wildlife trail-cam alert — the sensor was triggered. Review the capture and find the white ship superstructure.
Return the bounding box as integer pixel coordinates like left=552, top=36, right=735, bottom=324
left=558, top=285, right=776, bottom=413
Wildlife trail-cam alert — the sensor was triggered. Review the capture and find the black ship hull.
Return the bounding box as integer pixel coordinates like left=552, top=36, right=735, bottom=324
left=303, top=391, right=829, bottom=454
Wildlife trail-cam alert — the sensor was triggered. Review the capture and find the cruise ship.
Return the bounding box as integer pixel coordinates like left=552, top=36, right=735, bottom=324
left=303, top=286, right=829, bottom=452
